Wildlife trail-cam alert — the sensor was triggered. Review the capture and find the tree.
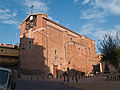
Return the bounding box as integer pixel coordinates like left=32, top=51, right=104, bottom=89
left=98, top=32, right=120, bottom=72
left=114, top=47, right=120, bottom=72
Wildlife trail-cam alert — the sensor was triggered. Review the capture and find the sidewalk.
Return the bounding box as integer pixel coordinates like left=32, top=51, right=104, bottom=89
left=20, top=74, right=120, bottom=90
left=64, top=76, right=120, bottom=90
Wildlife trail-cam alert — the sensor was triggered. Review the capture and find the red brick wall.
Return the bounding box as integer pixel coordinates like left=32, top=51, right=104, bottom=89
left=20, top=13, right=98, bottom=75
left=20, top=14, right=49, bottom=74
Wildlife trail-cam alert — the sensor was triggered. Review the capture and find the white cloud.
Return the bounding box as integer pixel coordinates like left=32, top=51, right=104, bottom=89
left=0, top=9, right=11, bottom=19
left=80, top=24, right=94, bottom=35
left=79, top=0, right=120, bottom=20
left=79, top=24, right=119, bottom=40
left=73, top=0, right=79, bottom=3
left=93, top=0, right=120, bottom=15
left=24, top=0, right=49, bottom=13
left=80, top=9, right=107, bottom=19
left=0, top=9, right=10, bottom=13
left=1, top=20, right=19, bottom=25
left=48, top=16, right=59, bottom=23
left=0, top=8, right=20, bottom=26
left=0, top=14, right=10, bottom=19
left=82, top=0, right=90, bottom=4
left=93, top=29, right=109, bottom=40
left=93, top=29, right=119, bottom=42
left=12, top=11, right=17, bottom=17
left=74, top=0, right=90, bottom=4
left=115, top=25, right=120, bottom=30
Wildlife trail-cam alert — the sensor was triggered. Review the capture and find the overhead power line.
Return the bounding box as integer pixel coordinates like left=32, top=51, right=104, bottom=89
left=0, top=7, right=22, bottom=22
left=0, top=0, right=10, bottom=10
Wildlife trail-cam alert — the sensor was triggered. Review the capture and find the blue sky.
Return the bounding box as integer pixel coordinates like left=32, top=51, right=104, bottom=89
left=0, top=0, right=120, bottom=52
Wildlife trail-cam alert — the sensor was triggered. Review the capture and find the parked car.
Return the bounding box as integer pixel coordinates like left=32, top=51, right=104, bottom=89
left=0, top=67, right=18, bottom=90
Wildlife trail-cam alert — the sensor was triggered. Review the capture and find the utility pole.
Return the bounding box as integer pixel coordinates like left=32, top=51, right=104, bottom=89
left=16, top=33, right=18, bottom=44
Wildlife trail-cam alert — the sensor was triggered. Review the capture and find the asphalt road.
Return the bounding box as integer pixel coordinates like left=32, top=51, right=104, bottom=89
left=16, top=80, right=84, bottom=90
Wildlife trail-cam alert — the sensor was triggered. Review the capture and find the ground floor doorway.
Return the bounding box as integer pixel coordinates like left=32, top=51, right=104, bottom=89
left=53, top=65, right=58, bottom=78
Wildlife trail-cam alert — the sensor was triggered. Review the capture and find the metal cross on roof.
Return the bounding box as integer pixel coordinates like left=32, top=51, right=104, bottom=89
left=30, top=5, right=34, bottom=14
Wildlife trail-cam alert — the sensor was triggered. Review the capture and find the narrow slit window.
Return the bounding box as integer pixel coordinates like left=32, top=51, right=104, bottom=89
left=28, top=41, right=32, bottom=50
left=55, top=50, right=57, bottom=54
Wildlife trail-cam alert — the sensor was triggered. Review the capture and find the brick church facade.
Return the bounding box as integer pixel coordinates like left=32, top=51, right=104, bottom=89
left=20, top=13, right=98, bottom=76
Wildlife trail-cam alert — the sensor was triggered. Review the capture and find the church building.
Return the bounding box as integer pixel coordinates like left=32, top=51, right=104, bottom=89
left=20, top=13, right=98, bottom=76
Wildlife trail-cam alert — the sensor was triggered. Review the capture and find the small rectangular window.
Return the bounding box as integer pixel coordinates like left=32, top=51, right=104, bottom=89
left=55, top=50, right=57, bottom=54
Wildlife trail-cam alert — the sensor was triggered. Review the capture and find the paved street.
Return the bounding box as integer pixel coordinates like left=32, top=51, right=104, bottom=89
left=16, top=80, right=84, bottom=90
